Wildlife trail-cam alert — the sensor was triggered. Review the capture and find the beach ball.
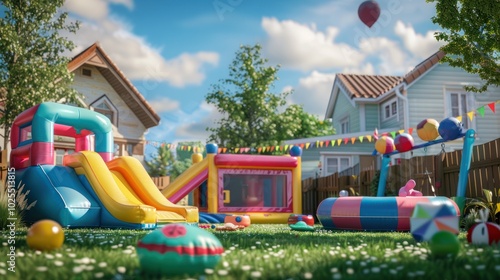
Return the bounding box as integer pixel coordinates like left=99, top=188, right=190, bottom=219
left=410, top=201, right=460, bottom=242
left=416, top=119, right=440, bottom=141
left=467, top=221, right=500, bottom=245
left=394, top=133, right=414, bottom=152
left=375, top=136, right=395, bottom=154
left=137, top=224, right=224, bottom=276
left=26, top=220, right=64, bottom=251
left=429, top=230, right=460, bottom=257
left=438, top=117, right=466, bottom=141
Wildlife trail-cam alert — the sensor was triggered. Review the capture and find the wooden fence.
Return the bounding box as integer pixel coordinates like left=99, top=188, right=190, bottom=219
left=301, top=137, right=500, bottom=216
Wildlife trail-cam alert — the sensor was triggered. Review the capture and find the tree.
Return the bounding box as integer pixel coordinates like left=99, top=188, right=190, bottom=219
left=427, top=0, right=499, bottom=93
left=145, top=144, right=175, bottom=177
left=205, top=44, right=334, bottom=152
left=0, top=0, right=80, bottom=149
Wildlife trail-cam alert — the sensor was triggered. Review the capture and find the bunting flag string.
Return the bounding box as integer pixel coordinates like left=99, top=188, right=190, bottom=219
left=145, top=100, right=498, bottom=154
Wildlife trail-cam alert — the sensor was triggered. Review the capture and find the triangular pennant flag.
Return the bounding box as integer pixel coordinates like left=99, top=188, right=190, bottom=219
left=275, top=146, right=280, bottom=151
left=488, top=102, right=496, bottom=113
left=325, top=140, right=330, bottom=147
left=456, top=115, right=463, bottom=122
left=358, top=136, right=364, bottom=143
left=305, top=143, right=311, bottom=149
left=188, top=146, right=192, bottom=152
left=235, top=148, right=240, bottom=153
left=331, top=140, right=336, bottom=147
left=398, top=129, right=404, bottom=135
left=343, top=138, right=348, bottom=145
left=477, top=106, right=485, bottom=117
left=270, top=146, right=275, bottom=152
left=284, top=145, right=289, bottom=151
left=390, top=131, right=396, bottom=138
left=257, top=147, right=262, bottom=153
left=351, top=137, right=356, bottom=144
left=467, top=111, right=475, bottom=121
left=319, top=141, right=324, bottom=147
left=337, top=139, right=342, bottom=146
left=408, top=127, right=413, bottom=135
left=366, top=135, right=372, bottom=142
left=223, top=148, right=227, bottom=153
left=299, top=143, right=305, bottom=149
left=316, top=141, right=319, bottom=147
left=218, top=148, right=222, bottom=153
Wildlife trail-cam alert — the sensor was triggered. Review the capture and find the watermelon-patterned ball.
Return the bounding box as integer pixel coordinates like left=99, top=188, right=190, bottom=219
left=417, top=119, right=440, bottom=141
left=375, top=136, right=395, bottom=154
left=467, top=222, right=500, bottom=245
left=394, top=133, right=414, bottom=152
left=137, top=224, right=224, bottom=276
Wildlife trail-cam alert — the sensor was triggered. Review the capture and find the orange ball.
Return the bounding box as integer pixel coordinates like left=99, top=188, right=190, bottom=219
left=417, top=119, right=440, bottom=141
left=26, top=220, right=64, bottom=251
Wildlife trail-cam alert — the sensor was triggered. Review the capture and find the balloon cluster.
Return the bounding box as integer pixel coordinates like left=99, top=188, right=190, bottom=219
left=374, top=117, right=466, bottom=155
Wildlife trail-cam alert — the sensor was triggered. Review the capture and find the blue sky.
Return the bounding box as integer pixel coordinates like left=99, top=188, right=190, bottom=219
left=62, top=0, right=444, bottom=154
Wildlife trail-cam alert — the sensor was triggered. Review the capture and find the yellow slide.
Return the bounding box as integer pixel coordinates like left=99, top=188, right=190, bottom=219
left=161, top=157, right=209, bottom=204
left=107, top=156, right=198, bottom=223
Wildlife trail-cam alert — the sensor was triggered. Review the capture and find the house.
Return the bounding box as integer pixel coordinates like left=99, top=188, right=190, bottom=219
left=57, top=42, right=160, bottom=164
left=286, top=51, right=500, bottom=180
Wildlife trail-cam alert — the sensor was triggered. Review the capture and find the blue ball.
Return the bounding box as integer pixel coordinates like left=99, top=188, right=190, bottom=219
left=438, top=117, right=466, bottom=141
left=290, top=146, right=302, bottom=157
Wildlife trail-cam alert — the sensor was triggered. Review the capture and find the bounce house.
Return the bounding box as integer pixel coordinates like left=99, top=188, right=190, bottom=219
left=11, top=102, right=198, bottom=229
left=161, top=144, right=303, bottom=224
left=317, top=117, right=475, bottom=231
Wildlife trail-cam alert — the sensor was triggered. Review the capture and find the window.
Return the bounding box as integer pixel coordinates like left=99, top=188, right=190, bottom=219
left=82, top=68, right=92, bottom=77
left=325, top=156, right=351, bottom=175
left=450, top=92, right=470, bottom=128
left=382, top=98, right=397, bottom=120
left=90, top=96, right=118, bottom=125
left=340, top=117, right=349, bottom=134
left=55, top=149, right=74, bottom=165
left=126, top=144, right=134, bottom=156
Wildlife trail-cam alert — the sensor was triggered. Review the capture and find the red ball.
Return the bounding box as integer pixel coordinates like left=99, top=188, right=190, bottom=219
left=467, top=222, right=500, bottom=245
left=394, top=133, right=414, bottom=152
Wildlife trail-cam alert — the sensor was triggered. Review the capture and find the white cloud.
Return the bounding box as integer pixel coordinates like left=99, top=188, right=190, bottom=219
left=64, top=2, right=219, bottom=88
left=289, top=71, right=336, bottom=117
left=149, top=97, right=180, bottom=114
left=394, top=21, right=444, bottom=59
left=64, top=0, right=133, bottom=21
left=358, top=37, right=408, bottom=75
left=261, top=17, right=365, bottom=71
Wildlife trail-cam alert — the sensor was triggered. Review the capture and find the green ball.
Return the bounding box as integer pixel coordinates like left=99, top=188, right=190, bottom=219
left=429, top=231, right=460, bottom=258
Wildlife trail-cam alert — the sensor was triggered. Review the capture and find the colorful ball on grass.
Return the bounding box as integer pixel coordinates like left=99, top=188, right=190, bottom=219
left=429, top=230, right=460, bottom=257
left=394, top=133, right=414, bottom=152
left=26, top=219, right=64, bottom=251
left=438, top=117, right=466, bottom=141
left=416, top=119, right=440, bottom=141
left=137, top=224, right=224, bottom=276
left=410, top=201, right=459, bottom=242
left=375, top=136, right=395, bottom=154
left=467, top=221, right=500, bottom=245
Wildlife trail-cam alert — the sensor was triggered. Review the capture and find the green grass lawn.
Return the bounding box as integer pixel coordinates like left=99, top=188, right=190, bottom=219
left=1, top=224, right=500, bottom=279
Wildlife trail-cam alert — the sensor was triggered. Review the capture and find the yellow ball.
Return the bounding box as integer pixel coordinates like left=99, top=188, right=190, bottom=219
left=417, top=119, right=440, bottom=141
left=191, top=153, right=203, bottom=163
left=375, top=136, right=395, bottom=154
left=26, top=220, right=64, bottom=251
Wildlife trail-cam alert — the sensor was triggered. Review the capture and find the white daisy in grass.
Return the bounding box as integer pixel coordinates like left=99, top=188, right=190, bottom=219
left=495, top=265, right=500, bottom=271
left=36, top=266, right=48, bottom=272
left=2, top=242, right=7, bottom=246
left=84, top=265, right=94, bottom=271
left=94, top=272, right=104, bottom=278
left=464, top=264, right=472, bottom=270
left=389, top=269, right=397, bottom=275
left=0, top=262, right=4, bottom=267
left=44, top=254, right=54, bottom=259
left=98, top=262, right=107, bottom=268
left=35, top=250, right=42, bottom=255
left=304, top=272, right=313, bottom=279
left=73, top=266, right=84, bottom=273
left=332, top=273, right=342, bottom=279
left=251, top=246, right=256, bottom=250
left=16, top=251, right=25, bottom=257
left=66, top=248, right=72, bottom=251
left=241, top=265, right=252, bottom=271
left=217, top=270, right=229, bottom=276
left=229, top=246, right=236, bottom=251
left=116, top=266, right=126, bottom=274
left=476, top=265, right=486, bottom=270
left=255, top=241, right=261, bottom=245
left=204, top=268, right=214, bottom=274
left=232, top=260, right=239, bottom=266
left=54, top=260, right=64, bottom=266
left=55, top=253, right=63, bottom=258
left=111, top=245, right=119, bottom=249
left=0, top=268, right=6, bottom=275
left=415, top=270, right=425, bottom=276
left=345, top=261, right=352, bottom=266
left=362, top=268, right=370, bottom=274
left=67, top=253, right=76, bottom=258
left=330, top=267, right=338, bottom=273
left=346, top=268, right=354, bottom=275
left=250, top=271, right=262, bottom=278
left=122, top=249, right=133, bottom=254
left=360, top=261, right=367, bottom=267
left=371, top=267, right=381, bottom=273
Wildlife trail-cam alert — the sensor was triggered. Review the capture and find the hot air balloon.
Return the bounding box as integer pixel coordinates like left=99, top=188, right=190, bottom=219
left=358, top=1, right=380, bottom=28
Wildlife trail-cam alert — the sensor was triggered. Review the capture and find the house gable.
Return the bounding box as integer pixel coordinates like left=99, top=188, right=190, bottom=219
left=68, top=42, right=160, bottom=129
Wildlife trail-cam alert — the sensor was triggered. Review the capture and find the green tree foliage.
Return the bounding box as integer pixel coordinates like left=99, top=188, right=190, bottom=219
left=0, top=0, right=80, bottom=149
left=205, top=44, right=334, bottom=152
left=428, top=0, right=499, bottom=92
left=145, top=144, right=175, bottom=177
